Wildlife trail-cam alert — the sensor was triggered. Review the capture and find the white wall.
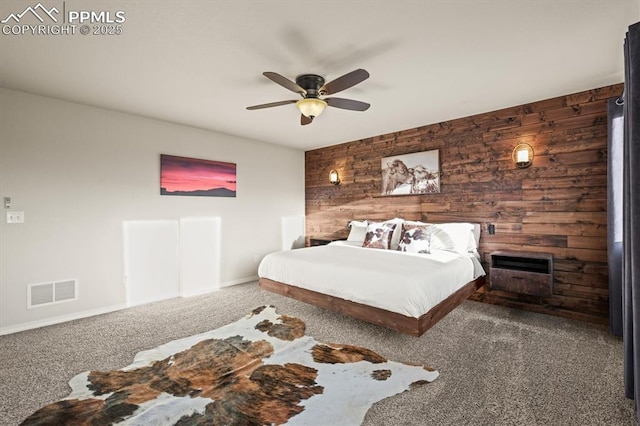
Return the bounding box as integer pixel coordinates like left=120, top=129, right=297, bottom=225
left=0, top=88, right=305, bottom=333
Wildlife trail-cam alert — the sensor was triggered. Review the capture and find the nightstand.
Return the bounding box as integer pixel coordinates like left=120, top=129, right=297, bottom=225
left=309, top=236, right=346, bottom=247
left=490, top=251, right=553, bottom=297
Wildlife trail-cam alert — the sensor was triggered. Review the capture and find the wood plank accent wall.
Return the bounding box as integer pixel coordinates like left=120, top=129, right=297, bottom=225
left=305, top=83, right=623, bottom=325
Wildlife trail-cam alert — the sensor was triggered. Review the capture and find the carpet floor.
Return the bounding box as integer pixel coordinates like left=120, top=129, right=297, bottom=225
left=0, top=281, right=636, bottom=425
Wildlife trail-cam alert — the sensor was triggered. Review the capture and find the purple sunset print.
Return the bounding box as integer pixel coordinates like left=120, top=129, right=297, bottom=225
left=160, top=154, right=237, bottom=197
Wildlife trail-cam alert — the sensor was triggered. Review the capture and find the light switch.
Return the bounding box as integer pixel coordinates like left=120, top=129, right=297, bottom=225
left=6, top=211, right=24, bottom=224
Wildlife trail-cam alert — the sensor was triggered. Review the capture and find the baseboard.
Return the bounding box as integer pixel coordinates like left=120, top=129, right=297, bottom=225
left=220, top=275, right=258, bottom=288
left=0, top=303, right=127, bottom=336
left=179, top=276, right=257, bottom=297
left=0, top=277, right=258, bottom=336
left=179, top=287, right=214, bottom=298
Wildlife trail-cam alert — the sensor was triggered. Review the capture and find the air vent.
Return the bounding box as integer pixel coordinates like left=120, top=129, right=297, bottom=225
left=28, top=279, right=78, bottom=308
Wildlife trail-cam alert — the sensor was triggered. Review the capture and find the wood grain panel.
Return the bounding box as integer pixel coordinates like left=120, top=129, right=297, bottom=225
left=305, top=83, right=623, bottom=325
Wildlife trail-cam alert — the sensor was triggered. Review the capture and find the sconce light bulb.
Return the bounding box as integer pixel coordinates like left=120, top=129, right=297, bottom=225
left=329, top=170, right=340, bottom=185
left=517, top=149, right=529, bottom=163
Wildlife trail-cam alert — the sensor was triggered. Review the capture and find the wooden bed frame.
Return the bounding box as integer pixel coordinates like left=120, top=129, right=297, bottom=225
left=259, top=276, right=486, bottom=337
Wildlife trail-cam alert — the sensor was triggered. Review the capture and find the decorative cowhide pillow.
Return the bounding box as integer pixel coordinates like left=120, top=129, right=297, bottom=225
left=398, top=223, right=433, bottom=254
left=362, top=221, right=397, bottom=249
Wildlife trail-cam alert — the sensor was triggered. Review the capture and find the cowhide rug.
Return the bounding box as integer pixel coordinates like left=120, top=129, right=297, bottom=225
left=21, top=306, right=438, bottom=425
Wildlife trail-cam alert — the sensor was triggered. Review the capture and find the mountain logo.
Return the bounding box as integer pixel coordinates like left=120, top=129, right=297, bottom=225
left=1, top=3, right=59, bottom=24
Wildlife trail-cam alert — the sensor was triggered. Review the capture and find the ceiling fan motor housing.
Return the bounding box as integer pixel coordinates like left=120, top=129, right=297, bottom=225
left=296, top=74, right=325, bottom=98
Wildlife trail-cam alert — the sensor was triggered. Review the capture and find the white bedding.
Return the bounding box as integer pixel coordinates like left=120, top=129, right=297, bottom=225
left=258, top=242, right=485, bottom=318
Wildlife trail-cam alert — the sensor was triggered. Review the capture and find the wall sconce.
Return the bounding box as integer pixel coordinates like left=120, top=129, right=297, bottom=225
left=329, top=169, right=340, bottom=185
left=512, top=143, right=534, bottom=168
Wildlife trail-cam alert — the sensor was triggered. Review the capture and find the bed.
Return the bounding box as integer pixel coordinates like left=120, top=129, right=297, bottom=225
left=258, top=220, right=486, bottom=336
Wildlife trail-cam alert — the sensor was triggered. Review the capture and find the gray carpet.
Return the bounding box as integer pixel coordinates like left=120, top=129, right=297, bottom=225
left=0, top=281, right=635, bottom=425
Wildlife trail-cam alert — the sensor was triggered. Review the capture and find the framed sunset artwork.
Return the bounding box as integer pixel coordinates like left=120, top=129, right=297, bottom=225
left=160, top=154, right=237, bottom=197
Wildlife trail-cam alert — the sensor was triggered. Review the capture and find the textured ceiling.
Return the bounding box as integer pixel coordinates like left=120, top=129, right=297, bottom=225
left=1, top=1, right=638, bottom=151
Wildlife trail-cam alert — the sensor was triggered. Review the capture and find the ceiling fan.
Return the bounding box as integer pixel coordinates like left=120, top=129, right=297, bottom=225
left=247, top=69, right=370, bottom=125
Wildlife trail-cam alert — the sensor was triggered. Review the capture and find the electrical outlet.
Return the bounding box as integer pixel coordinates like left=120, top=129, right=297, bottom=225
left=6, top=211, right=24, bottom=224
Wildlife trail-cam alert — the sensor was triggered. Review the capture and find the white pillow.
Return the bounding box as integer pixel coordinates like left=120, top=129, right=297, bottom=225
left=430, top=223, right=475, bottom=254
left=347, top=220, right=368, bottom=243
left=383, top=217, right=405, bottom=250
left=430, top=226, right=457, bottom=252
left=469, top=223, right=481, bottom=251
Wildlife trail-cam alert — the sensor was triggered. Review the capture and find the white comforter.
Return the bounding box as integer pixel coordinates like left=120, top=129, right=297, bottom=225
left=258, top=242, right=485, bottom=318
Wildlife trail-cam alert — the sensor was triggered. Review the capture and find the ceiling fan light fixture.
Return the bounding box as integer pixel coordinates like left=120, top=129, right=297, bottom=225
left=296, top=98, right=327, bottom=118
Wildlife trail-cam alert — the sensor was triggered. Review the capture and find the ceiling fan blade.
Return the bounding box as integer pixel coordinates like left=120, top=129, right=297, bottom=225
left=301, top=114, right=313, bottom=125
left=263, top=72, right=306, bottom=95
left=246, top=100, right=297, bottom=110
left=325, top=97, right=370, bottom=111
left=319, top=69, right=369, bottom=95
